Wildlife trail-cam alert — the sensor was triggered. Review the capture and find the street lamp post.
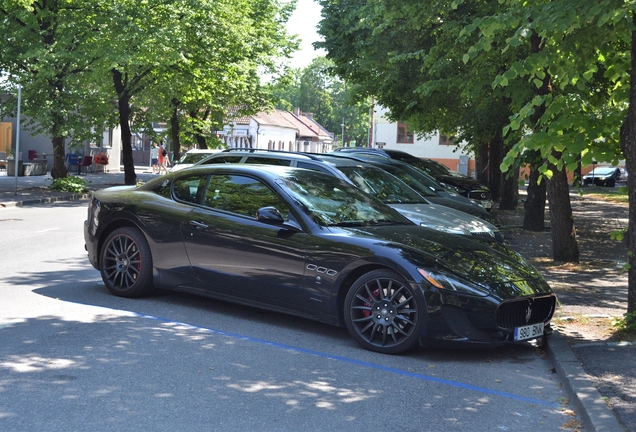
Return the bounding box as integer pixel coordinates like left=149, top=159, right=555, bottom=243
left=341, top=118, right=345, bottom=147
left=14, top=84, right=21, bottom=195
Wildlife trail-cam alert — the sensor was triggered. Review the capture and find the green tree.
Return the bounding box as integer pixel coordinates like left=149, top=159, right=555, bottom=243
left=93, top=0, right=295, bottom=184
left=462, top=0, right=635, bottom=314
left=271, top=56, right=371, bottom=147
left=0, top=0, right=112, bottom=179
left=316, top=0, right=527, bottom=207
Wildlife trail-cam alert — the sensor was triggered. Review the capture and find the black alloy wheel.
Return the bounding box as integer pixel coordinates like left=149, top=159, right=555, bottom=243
left=100, top=227, right=155, bottom=297
left=344, top=269, right=422, bottom=354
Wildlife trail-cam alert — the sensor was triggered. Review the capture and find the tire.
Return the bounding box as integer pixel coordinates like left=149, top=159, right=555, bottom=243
left=100, top=227, right=155, bottom=297
left=606, top=179, right=615, bottom=187
left=344, top=269, right=423, bottom=354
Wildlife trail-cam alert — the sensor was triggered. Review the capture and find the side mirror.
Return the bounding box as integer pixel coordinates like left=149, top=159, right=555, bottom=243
left=256, top=206, right=285, bottom=224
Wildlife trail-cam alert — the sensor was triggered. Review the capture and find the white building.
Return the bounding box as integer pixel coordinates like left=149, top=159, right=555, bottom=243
left=371, top=105, right=475, bottom=177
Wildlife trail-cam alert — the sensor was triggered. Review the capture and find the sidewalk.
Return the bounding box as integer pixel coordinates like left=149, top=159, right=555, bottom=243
left=0, top=166, right=157, bottom=207
left=0, top=167, right=630, bottom=431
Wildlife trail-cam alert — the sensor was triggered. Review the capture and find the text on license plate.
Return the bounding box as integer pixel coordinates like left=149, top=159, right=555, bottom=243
left=514, top=322, right=544, bottom=341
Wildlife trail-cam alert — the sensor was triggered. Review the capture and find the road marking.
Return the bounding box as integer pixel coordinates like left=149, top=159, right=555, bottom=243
left=125, top=310, right=558, bottom=407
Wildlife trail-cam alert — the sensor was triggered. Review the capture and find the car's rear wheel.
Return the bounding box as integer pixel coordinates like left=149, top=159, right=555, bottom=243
left=344, top=269, right=422, bottom=354
left=100, top=227, right=155, bottom=297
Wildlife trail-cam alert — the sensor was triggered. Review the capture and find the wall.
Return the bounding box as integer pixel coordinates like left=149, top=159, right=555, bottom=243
left=372, top=106, right=475, bottom=175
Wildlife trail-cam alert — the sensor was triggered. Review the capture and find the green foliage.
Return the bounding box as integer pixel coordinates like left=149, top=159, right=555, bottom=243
left=612, top=311, right=636, bottom=332
left=0, top=0, right=297, bottom=179
left=270, top=56, right=371, bottom=145
left=48, top=176, right=88, bottom=193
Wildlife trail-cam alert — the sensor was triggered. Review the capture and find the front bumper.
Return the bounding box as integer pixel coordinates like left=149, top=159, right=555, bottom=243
left=421, top=288, right=556, bottom=347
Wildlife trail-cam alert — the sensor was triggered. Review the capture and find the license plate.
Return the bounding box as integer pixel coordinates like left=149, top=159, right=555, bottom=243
left=514, top=322, right=544, bottom=341
left=481, top=201, right=492, bottom=209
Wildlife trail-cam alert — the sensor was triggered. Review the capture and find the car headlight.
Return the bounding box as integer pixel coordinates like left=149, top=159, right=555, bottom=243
left=418, top=268, right=489, bottom=296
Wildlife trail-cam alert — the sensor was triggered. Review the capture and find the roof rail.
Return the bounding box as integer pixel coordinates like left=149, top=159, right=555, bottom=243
left=220, top=148, right=324, bottom=161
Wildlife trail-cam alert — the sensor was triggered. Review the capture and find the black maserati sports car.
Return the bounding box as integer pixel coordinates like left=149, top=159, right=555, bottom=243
left=84, top=165, right=555, bottom=354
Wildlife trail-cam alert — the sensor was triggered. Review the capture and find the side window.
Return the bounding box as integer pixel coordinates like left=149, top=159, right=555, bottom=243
left=173, top=175, right=207, bottom=204
left=244, top=156, right=291, bottom=166
left=203, top=174, right=290, bottom=219
left=201, top=155, right=243, bottom=164
left=296, top=161, right=333, bottom=175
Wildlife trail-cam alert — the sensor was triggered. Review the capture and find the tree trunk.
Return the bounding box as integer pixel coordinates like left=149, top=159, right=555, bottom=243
left=547, top=153, right=579, bottom=262
left=475, top=141, right=489, bottom=186
left=499, top=166, right=519, bottom=210
left=523, top=151, right=546, bottom=231
left=112, top=69, right=136, bottom=185
left=50, top=135, right=69, bottom=178
left=572, top=154, right=582, bottom=188
left=618, top=12, right=636, bottom=318
left=488, top=135, right=503, bottom=203
left=195, top=135, right=207, bottom=149
left=170, top=103, right=182, bottom=160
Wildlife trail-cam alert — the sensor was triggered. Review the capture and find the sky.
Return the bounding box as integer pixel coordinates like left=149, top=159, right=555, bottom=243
left=285, top=0, right=325, bottom=69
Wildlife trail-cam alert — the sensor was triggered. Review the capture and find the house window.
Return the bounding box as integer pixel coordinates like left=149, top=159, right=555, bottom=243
left=131, top=134, right=143, bottom=151
left=397, top=122, right=414, bottom=143
left=439, top=134, right=456, bottom=145
left=102, top=129, right=112, bottom=148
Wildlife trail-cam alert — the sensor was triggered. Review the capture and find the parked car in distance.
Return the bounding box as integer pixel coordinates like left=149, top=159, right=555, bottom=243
left=328, top=152, right=500, bottom=227
left=84, top=164, right=556, bottom=354
left=582, top=166, right=627, bottom=187
left=333, top=147, right=494, bottom=211
left=196, top=149, right=503, bottom=242
left=170, top=149, right=222, bottom=172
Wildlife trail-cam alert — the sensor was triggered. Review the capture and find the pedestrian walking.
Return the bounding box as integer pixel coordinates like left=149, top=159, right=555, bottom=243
left=158, top=144, right=171, bottom=174
left=150, top=143, right=159, bottom=174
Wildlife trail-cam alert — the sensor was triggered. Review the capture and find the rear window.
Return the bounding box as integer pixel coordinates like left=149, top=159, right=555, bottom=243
left=244, top=156, right=291, bottom=166
left=296, top=161, right=333, bottom=175
left=201, top=155, right=243, bottom=164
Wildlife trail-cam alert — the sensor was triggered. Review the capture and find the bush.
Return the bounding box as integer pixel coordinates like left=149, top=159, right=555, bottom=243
left=49, top=176, right=88, bottom=193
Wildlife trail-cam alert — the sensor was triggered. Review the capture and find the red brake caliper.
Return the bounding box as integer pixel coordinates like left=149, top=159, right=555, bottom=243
left=362, top=288, right=381, bottom=317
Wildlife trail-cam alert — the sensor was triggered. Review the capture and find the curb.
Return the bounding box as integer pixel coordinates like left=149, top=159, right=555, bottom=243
left=0, top=192, right=90, bottom=208
left=546, top=330, right=625, bottom=431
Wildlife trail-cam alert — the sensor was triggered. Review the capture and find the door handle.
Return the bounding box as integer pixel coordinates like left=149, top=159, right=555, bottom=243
left=189, top=220, right=209, bottom=229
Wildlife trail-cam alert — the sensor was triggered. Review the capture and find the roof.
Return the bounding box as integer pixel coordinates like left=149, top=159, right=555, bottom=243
left=249, top=108, right=333, bottom=142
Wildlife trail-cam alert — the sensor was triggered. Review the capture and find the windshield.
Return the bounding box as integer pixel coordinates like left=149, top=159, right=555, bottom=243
left=337, top=166, right=425, bottom=204
left=406, top=158, right=450, bottom=177
left=277, top=170, right=410, bottom=227
left=177, top=152, right=217, bottom=165
left=382, top=165, right=440, bottom=196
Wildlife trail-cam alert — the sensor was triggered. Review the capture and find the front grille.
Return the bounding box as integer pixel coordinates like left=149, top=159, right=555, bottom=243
left=495, top=295, right=556, bottom=329
left=468, top=190, right=491, bottom=201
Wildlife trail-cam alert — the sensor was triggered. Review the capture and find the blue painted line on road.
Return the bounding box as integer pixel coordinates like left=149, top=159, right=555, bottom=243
left=132, top=311, right=559, bottom=408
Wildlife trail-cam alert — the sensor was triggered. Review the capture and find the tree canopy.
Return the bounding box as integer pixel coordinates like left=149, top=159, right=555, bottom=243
left=270, top=56, right=371, bottom=146
left=0, top=0, right=296, bottom=183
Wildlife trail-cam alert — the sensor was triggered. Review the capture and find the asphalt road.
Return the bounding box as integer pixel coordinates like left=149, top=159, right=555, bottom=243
left=0, top=202, right=582, bottom=431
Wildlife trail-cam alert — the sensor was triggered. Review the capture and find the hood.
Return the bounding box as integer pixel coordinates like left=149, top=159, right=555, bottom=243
left=338, top=224, right=550, bottom=297
left=388, top=202, right=499, bottom=238
left=426, top=196, right=500, bottom=226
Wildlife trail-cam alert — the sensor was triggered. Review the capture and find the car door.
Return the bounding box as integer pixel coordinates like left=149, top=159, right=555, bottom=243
left=181, top=173, right=314, bottom=316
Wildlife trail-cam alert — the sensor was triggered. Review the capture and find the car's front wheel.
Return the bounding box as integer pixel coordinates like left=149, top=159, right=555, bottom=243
left=344, top=269, right=423, bottom=354
left=100, top=227, right=155, bottom=297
